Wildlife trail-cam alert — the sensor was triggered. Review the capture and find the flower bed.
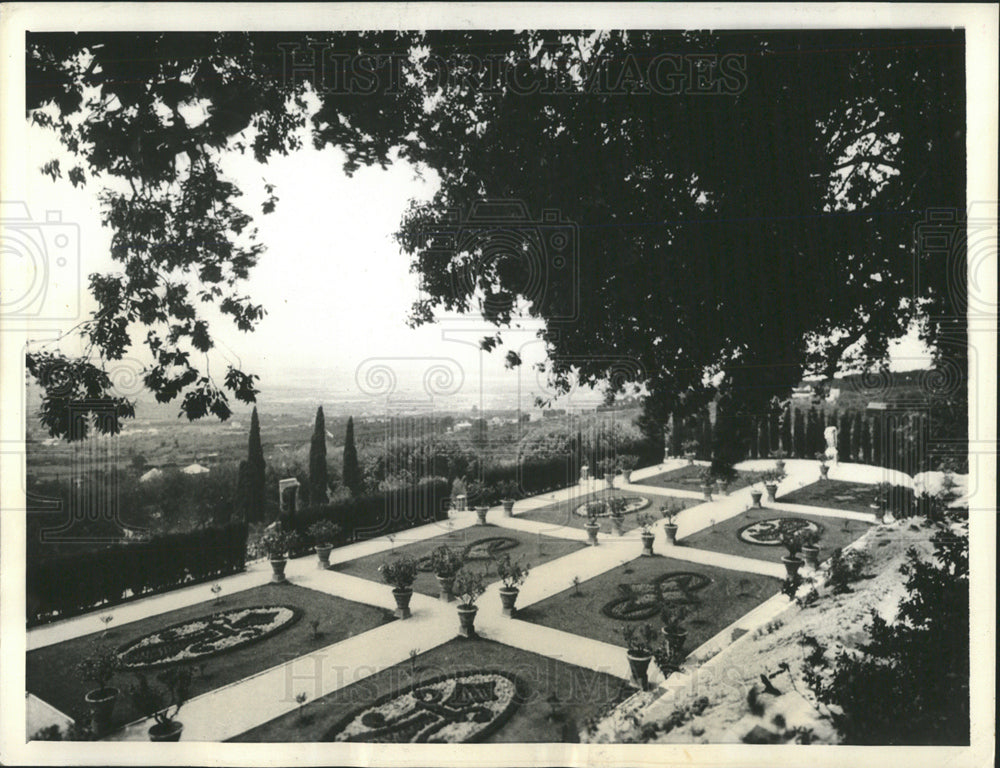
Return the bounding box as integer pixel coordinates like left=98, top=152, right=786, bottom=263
left=116, top=605, right=301, bottom=669
left=601, top=572, right=712, bottom=621
left=329, top=670, right=521, bottom=743
left=738, top=518, right=824, bottom=547
left=415, top=537, right=520, bottom=573
left=573, top=496, right=649, bottom=518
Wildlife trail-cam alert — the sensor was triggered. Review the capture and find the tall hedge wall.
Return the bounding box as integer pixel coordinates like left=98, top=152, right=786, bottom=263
left=27, top=521, right=248, bottom=627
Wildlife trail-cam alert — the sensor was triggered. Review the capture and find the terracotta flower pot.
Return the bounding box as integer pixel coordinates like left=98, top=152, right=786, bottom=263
left=611, top=516, right=625, bottom=536
left=640, top=531, right=655, bottom=556
left=392, top=587, right=413, bottom=619
left=663, top=523, right=678, bottom=544
left=84, top=686, right=119, bottom=736
left=702, top=484, right=714, bottom=502
left=499, top=586, right=519, bottom=617
left=802, top=545, right=820, bottom=569
left=148, top=720, right=183, bottom=742
left=765, top=483, right=778, bottom=502
left=435, top=574, right=455, bottom=603
left=782, top=556, right=803, bottom=579
left=750, top=490, right=763, bottom=508
left=457, top=604, right=478, bottom=638
left=775, top=459, right=786, bottom=474
left=663, top=627, right=688, bottom=660
left=584, top=522, right=600, bottom=546
left=475, top=506, right=489, bottom=524
left=269, top=557, right=288, bottom=584
left=626, top=652, right=653, bottom=690
left=718, top=481, right=729, bottom=496
left=501, top=499, right=515, bottom=516
left=314, top=544, right=333, bottom=569
left=819, top=465, right=829, bottom=479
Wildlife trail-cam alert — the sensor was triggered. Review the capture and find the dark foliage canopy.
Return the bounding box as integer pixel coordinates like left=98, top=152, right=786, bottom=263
left=26, top=30, right=965, bottom=437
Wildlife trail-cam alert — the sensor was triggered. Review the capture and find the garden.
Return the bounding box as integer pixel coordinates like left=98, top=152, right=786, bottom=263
left=514, top=557, right=782, bottom=656
left=228, top=637, right=633, bottom=743
left=27, top=583, right=394, bottom=735
left=779, top=479, right=910, bottom=514
left=679, top=509, right=872, bottom=565
left=636, top=464, right=757, bottom=494
left=332, top=526, right=583, bottom=599
left=516, top=489, right=700, bottom=535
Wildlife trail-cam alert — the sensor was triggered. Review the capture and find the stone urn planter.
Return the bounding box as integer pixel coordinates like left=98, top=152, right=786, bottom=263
left=501, top=499, right=515, bottom=516
left=84, top=687, right=119, bottom=736
left=872, top=504, right=885, bottom=524
left=148, top=720, right=184, bottom=742
left=775, top=459, right=786, bottom=474
left=640, top=531, right=655, bottom=556
left=782, top=556, right=804, bottom=579
left=475, top=506, right=489, bottom=525
left=717, top=481, right=729, bottom=496
left=435, top=574, right=455, bottom=602
left=750, top=490, right=763, bottom=508
left=819, top=464, right=830, bottom=480
left=764, top=483, right=778, bottom=502
left=392, top=587, right=413, bottom=619
left=662, top=627, right=688, bottom=660
left=702, top=484, right=714, bottom=502
left=802, top=544, right=820, bottom=569
left=611, top=515, right=626, bottom=536
left=584, top=521, right=600, bottom=546
left=498, top=587, right=519, bottom=617
left=626, top=652, right=653, bottom=691
left=314, top=544, right=334, bottom=569
left=269, top=557, right=288, bottom=584
left=663, top=522, right=678, bottom=545
left=457, top=604, right=478, bottom=638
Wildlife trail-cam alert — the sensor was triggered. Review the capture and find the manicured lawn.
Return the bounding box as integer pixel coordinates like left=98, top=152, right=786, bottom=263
left=26, top=583, right=394, bottom=732
left=333, top=525, right=584, bottom=598
left=679, top=508, right=873, bottom=563
left=636, top=464, right=756, bottom=493
left=229, top=636, right=633, bottom=743
left=516, top=488, right=701, bottom=536
left=516, top=556, right=781, bottom=656
left=779, top=479, right=880, bottom=513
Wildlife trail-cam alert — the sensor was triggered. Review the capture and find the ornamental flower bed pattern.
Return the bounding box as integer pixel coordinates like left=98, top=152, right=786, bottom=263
left=572, top=496, right=649, bottom=518
left=415, top=537, right=520, bottom=573
left=738, top=518, right=824, bottom=546
left=601, top=571, right=712, bottom=621
left=328, top=671, right=521, bottom=743
left=116, top=606, right=301, bottom=669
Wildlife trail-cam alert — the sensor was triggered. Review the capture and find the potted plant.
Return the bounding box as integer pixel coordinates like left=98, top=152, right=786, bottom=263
left=660, top=502, right=680, bottom=545
left=871, top=482, right=892, bottom=523
left=660, top=602, right=690, bottom=661
left=307, top=519, right=341, bottom=569
left=494, top=553, right=529, bottom=617
left=763, top=468, right=784, bottom=502
left=771, top=449, right=788, bottom=475
left=497, top=480, right=520, bottom=516
left=817, top=453, right=830, bottom=480
left=617, top=454, right=640, bottom=484
left=608, top=496, right=628, bottom=536
left=619, top=623, right=658, bottom=691
left=780, top=525, right=805, bottom=579
left=428, top=545, right=464, bottom=602
left=130, top=667, right=192, bottom=742
left=699, top=466, right=715, bottom=501
left=681, top=439, right=699, bottom=465
left=598, top=458, right=618, bottom=489
left=379, top=555, right=419, bottom=619
left=748, top=472, right=764, bottom=508
left=257, top=526, right=298, bottom=583
left=453, top=567, right=487, bottom=638
left=711, top=462, right=738, bottom=496
left=584, top=501, right=603, bottom=545
left=77, top=641, right=121, bottom=736
left=800, top=528, right=821, bottom=569
left=637, top=512, right=656, bottom=556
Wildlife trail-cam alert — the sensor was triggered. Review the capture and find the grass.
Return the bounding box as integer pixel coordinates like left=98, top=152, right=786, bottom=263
left=515, top=556, right=781, bottom=653
left=779, top=479, right=880, bottom=513
left=333, top=525, right=584, bottom=598
left=679, top=508, right=872, bottom=563
left=26, top=583, right=394, bottom=732
left=229, top=636, right=633, bottom=743
left=637, top=464, right=756, bottom=493
left=516, top=488, right=701, bottom=536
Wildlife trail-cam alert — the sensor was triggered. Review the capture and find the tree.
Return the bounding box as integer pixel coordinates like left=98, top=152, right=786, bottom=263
left=308, top=406, right=328, bottom=503
left=246, top=407, right=266, bottom=522
left=850, top=411, right=863, bottom=462
left=793, top=408, right=806, bottom=458
left=25, top=31, right=965, bottom=440
left=838, top=411, right=852, bottom=460
left=234, top=459, right=251, bottom=522
left=342, top=416, right=362, bottom=497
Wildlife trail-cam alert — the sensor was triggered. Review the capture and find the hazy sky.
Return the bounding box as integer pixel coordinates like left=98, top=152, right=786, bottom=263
left=21, top=108, right=931, bottom=411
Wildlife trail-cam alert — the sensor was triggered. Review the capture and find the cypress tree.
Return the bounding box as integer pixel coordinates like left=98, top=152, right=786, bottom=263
left=838, top=411, right=851, bottom=460
left=247, top=407, right=266, bottom=522
left=234, top=459, right=251, bottom=522
left=793, top=408, right=806, bottom=457
left=851, top=411, right=863, bottom=461
left=780, top=405, right=792, bottom=455
left=342, top=416, right=362, bottom=496
left=861, top=416, right=872, bottom=464
left=309, top=406, right=329, bottom=503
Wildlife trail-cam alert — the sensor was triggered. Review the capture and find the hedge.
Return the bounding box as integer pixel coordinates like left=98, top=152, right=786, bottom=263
left=27, top=521, right=248, bottom=627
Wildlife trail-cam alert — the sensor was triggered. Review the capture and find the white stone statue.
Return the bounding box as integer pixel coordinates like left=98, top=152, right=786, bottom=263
left=824, top=425, right=839, bottom=464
